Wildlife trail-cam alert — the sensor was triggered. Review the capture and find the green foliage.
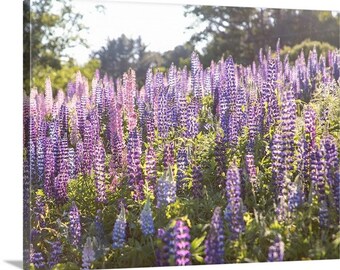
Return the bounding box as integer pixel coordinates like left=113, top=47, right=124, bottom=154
left=281, top=39, right=336, bottom=62
left=24, top=0, right=90, bottom=92
left=185, top=6, right=339, bottom=66
left=31, top=59, right=100, bottom=94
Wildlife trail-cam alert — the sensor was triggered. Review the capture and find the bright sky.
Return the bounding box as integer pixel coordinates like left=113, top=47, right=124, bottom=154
left=67, top=0, right=202, bottom=65
left=66, top=0, right=339, bottom=65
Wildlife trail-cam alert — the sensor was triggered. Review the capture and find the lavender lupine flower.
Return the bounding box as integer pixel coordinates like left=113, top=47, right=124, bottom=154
left=57, top=135, right=68, bottom=176
left=139, top=197, right=155, bottom=236
left=31, top=251, right=45, bottom=269
left=271, top=133, right=285, bottom=201
left=36, top=135, right=45, bottom=187
left=69, top=201, right=81, bottom=248
left=174, top=220, right=191, bottom=266
left=110, top=131, right=123, bottom=171
left=176, top=144, right=189, bottom=192
left=288, top=181, right=304, bottom=212
left=321, top=135, right=339, bottom=193
left=205, top=207, right=225, bottom=264
left=112, top=205, right=127, bottom=249
left=157, top=86, right=168, bottom=138
left=319, top=200, right=329, bottom=228
left=82, top=237, right=96, bottom=270
left=245, top=154, right=258, bottom=192
left=310, top=145, right=326, bottom=203
left=145, top=109, right=155, bottom=143
left=94, top=139, right=107, bottom=203
left=44, top=137, right=55, bottom=198
left=191, top=52, right=202, bottom=100
left=29, top=139, right=37, bottom=183
left=156, top=168, right=177, bottom=208
left=186, top=100, right=199, bottom=138
left=127, top=128, right=144, bottom=201
left=53, top=161, right=69, bottom=203
left=75, top=139, right=84, bottom=176
left=310, top=145, right=329, bottom=228
left=224, top=164, right=245, bottom=239
left=192, top=165, right=203, bottom=198
left=58, top=103, right=69, bottom=138
left=303, top=106, right=317, bottom=183
left=163, top=143, right=175, bottom=171
left=68, top=147, right=76, bottom=179
left=83, top=120, right=94, bottom=175
left=214, top=132, right=227, bottom=185
left=268, top=234, right=284, bottom=262
left=156, top=229, right=168, bottom=266
left=94, top=210, right=105, bottom=245
left=145, top=146, right=157, bottom=192
left=156, top=227, right=175, bottom=266
left=280, top=88, right=296, bottom=173
left=49, top=241, right=62, bottom=268
left=34, top=195, right=45, bottom=228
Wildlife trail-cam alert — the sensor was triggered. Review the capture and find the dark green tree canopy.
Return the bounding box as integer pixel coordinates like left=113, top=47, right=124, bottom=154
left=185, top=6, right=340, bottom=66
left=93, top=34, right=146, bottom=82
left=23, top=0, right=89, bottom=91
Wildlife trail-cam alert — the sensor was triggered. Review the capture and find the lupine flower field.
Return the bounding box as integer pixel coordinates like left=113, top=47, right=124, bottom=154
left=24, top=41, right=340, bottom=269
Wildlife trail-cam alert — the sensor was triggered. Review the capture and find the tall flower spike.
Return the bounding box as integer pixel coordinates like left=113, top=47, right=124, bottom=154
left=174, top=220, right=191, bottom=266
left=82, top=237, right=96, bottom=270
left=44, top=137, right=55, bottom=198
left=69, top=201, right=81, bottom=248
left=112, top=204, right=127, bottom=249
left=224, top=163, right=245, bottom=239
left=176, top=144, right=189, bottom=192
left=192, top=165, right=203, bottom=198
left=268, top=234, right=284, bottom=262
left=145, top=145, right=157, bottom=193
left=205, top=207, right=225, bottom=264
left=94, top=139, right=107, bottom=203
left=156, top=167, right=177, bottom=208
left=53, top=161, right=69, bottom=204
left=140, top=197, right=155, bottom=236
left=49, top=241, right=62, bottom=268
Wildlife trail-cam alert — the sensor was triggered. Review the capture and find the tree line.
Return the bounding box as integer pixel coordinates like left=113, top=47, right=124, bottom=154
left=23, top=0, right=339, bottom=92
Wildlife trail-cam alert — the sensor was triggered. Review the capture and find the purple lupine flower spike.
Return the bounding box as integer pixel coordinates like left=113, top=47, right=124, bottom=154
left=145, top=145, right=157, bottom=193
left=192, top=165, right=203, bottom=198
left=268, top=234, right=284, bottom=262
left=53, top=161, right=69, bottom=204
left=44, top=137, right=55, bottom=198
left=174, top=220, right=191, bottom=266
left=176, top=144, right=189, bottom=192
left=82, top=237, right=95, bottom=270
left=69, top=201, right=81, bottom=248
left=31, top=250, right=45, bottom=269
left=205, top=207, right=225, bottom=264
left=140, top=197, right=155, bottom=236
left=112, top=204, right=127, bottom=249
left=156, top=167, right=177, bottom=208
left=224, top=163, right=245, bottom=239
left=49, top=241, right=62, bottom=268
left=94, top=139, right=107, bottom=203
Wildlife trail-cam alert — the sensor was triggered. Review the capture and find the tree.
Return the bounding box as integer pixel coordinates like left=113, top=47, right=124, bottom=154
left=23, top=0, right=89, bottom=92
left=93, top=34, right=147, bottom=83
left=184, top=6, right=339, bottom=66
